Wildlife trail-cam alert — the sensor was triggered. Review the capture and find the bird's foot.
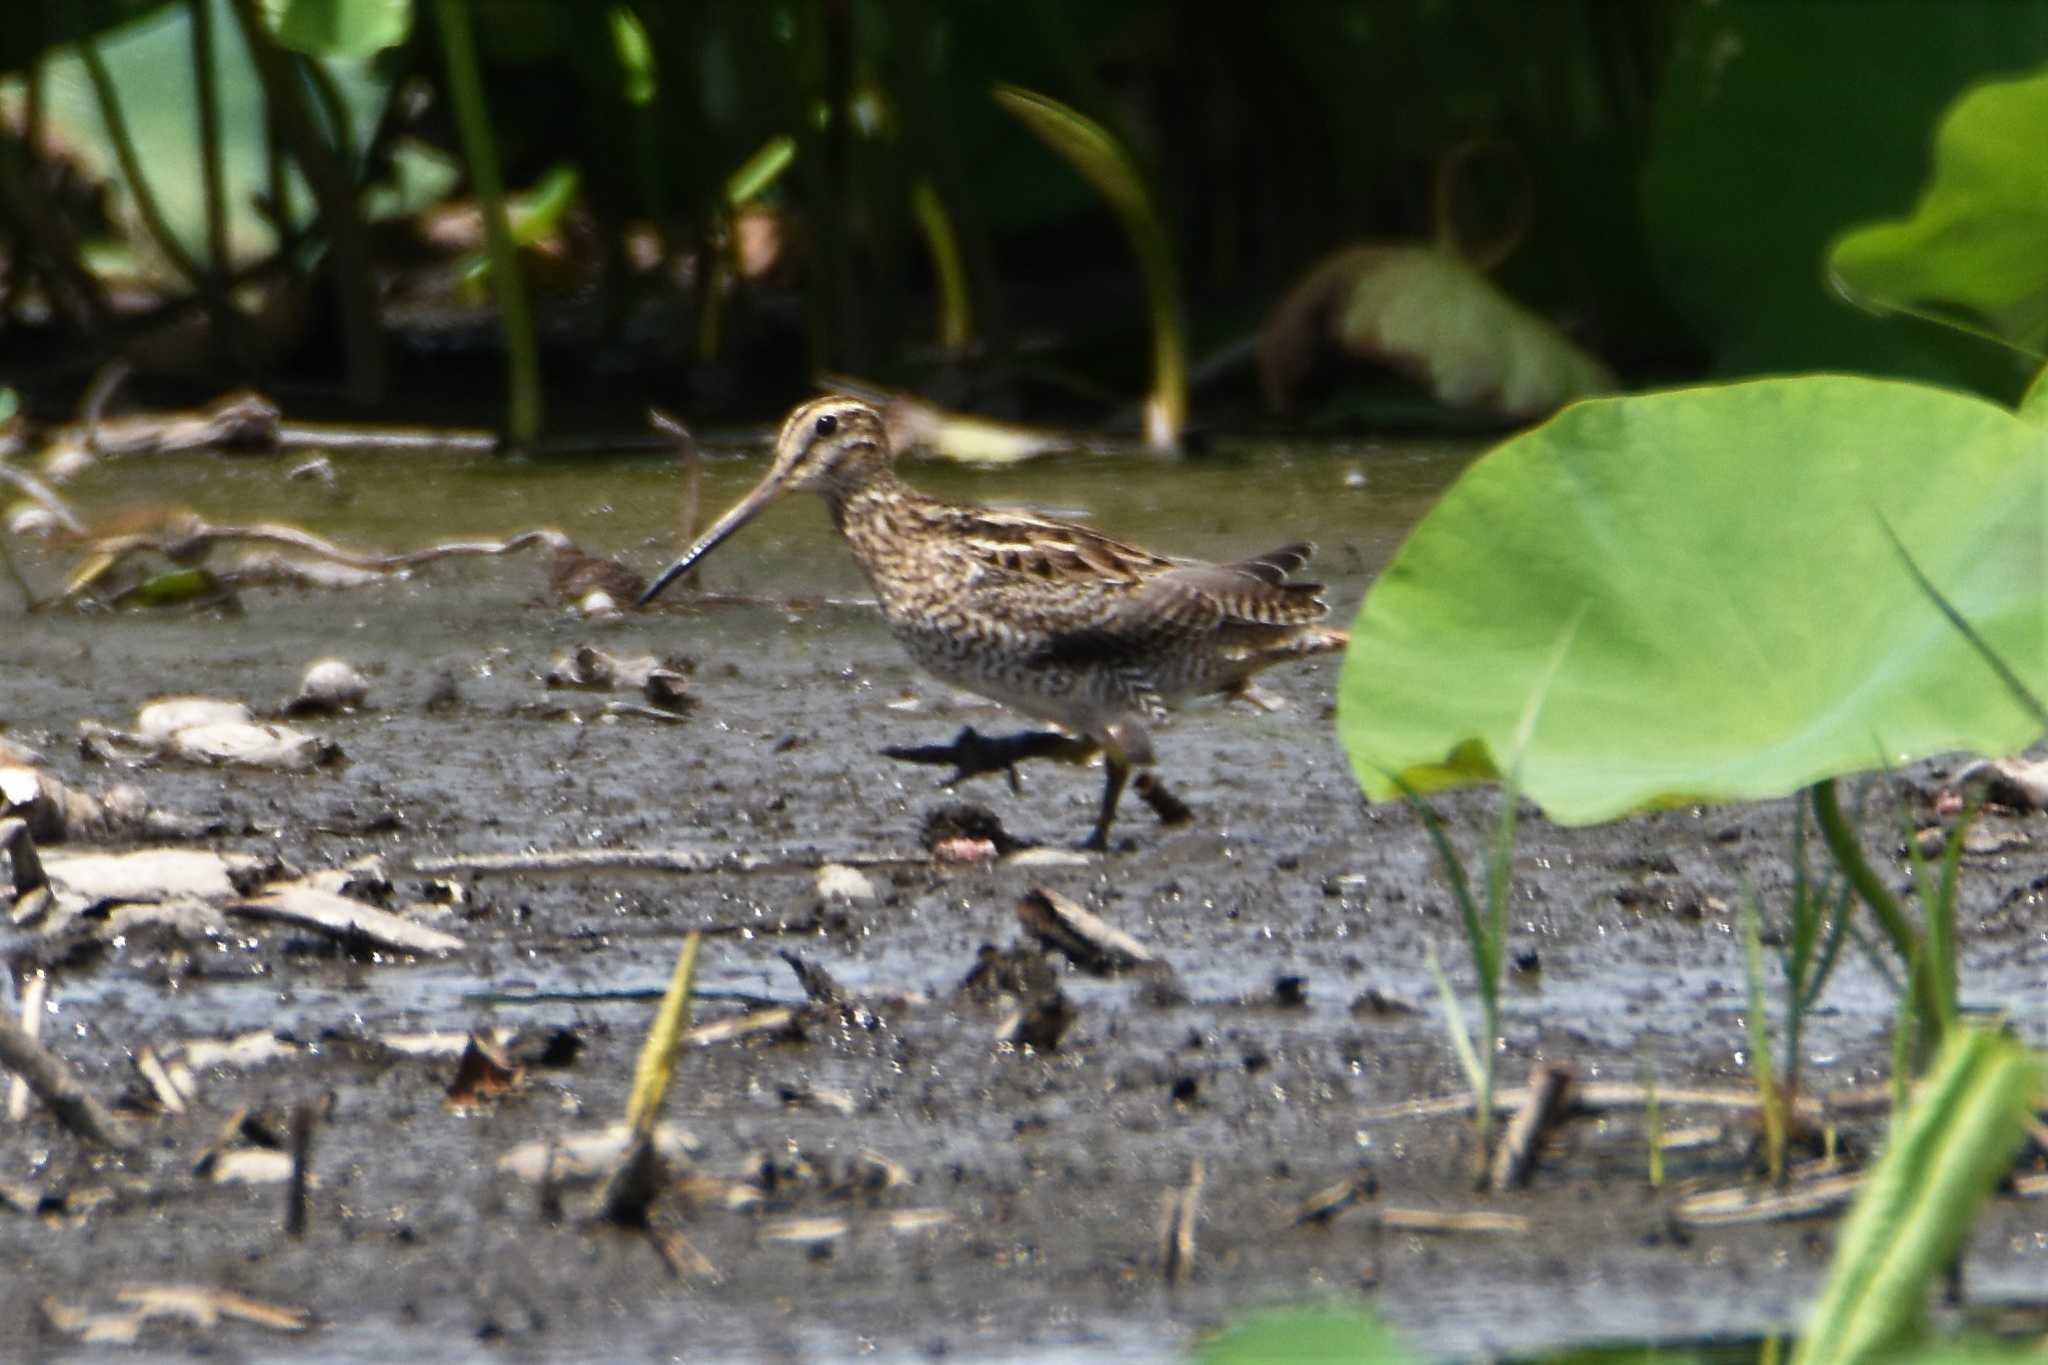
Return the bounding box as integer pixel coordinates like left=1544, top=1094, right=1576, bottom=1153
left=883, top=725, right=1095, bottom=793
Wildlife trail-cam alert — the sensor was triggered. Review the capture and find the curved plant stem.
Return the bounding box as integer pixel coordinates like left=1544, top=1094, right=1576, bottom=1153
left=74, top=17, right=208, bottom=292
left=227, top=0, right=382, bottom=401
left=432, top=0, right=540, bottom=447
left=1809, top=778, right=1942, bottom=1035
left=912, top=180, right=971, bottom=352
left=994, top=85, right=1186, bottom=451
left=188, top=0, right=247, bottom=369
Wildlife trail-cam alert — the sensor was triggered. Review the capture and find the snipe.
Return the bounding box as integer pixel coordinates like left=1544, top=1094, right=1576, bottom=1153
left=639, top=395, right=1348, bottom=849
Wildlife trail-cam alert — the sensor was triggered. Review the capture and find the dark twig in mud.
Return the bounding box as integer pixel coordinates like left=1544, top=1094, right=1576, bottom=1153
left=1, top=816, right=49, bottom=904
left=0, top=1013, right=137, bottom=1151
left=285, top=1099, right=316, bottom=1236
left=1488, top=1061, right=1577, bottom=1191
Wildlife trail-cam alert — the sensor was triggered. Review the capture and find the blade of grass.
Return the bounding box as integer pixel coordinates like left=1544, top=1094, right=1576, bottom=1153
left=623, top=932, right=702, bottom=1139
left=1640, top=1055, right=1664, bottom=1190
left=1423, top=942, right=1485, bottom=1104
left=993, top=84, right=1184, bottom=451
left=1812, top=777, right=1942, bottom=1031
left=1791, top=1028, right=2037, bottom=1365
left=432, top=0, right=538, bottom=444
left=1742, top=888, right=1787, bottom=1185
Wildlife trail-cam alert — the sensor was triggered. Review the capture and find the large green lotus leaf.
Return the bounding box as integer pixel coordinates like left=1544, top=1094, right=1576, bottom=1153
left=1829, top=68, right=2048, bottom=356
left=1340, top=376, right=2048, bottom=824
left=260, top=0, right=413, bottom=58
left=8, top=0, right=450, bottom=273
left=1643, top=0, right=2048, bottom=401
left=1258, top=245, right=1617, bottom=422
left=2023, top=364, right=2048, bottom=426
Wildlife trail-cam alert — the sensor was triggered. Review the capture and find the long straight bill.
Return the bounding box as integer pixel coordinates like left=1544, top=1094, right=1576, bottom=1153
left=637, top=475, right=787, bottom=605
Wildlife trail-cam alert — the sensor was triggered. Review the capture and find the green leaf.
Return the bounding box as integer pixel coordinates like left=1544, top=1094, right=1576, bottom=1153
left=1261, top=245, right=1616, bottom=425
left=12, top=0, right=449, bottom=274
left=119, top=567, right=221, bottom=607
left=455, top=164, right=580, bottom=293
left=260, top=0, right=413, bottom=57
left=1197, top=1307, right=1416, bottom=1365
left=1791, top=1028, right=2036, bottom=1365
left=607, top=5, right=655, bottom=107
left=0, top=388, right=17, bottom=425
left=1340, top=375, right=2048, bottom=824
left=724, top=135, right=796, bottom=208
left=2019, top=363, right=2048, bottom=427
left=994, top=84, right=1185, bottom=451
left=1642, top=0, right=2047, bottom=400
left=1829, top=67, right=2048, bottom=358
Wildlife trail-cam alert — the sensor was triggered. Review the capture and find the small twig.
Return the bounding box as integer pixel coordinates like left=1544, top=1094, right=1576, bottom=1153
left=1159, top=1157, right=1203, bottom=1286
left=0, top=1012, right=137, bottom=1150
left=6, top=970, right=49, bottom=1122
left=1376, top=1207, right=1530, bottom=1235
left=1358, top=1080, right=1894, bottom=1124
left=1489, top=1061, right=1578, bottom=1191
left=285, top=1098, right=316, bottom=1235
left=78, top=359, right=133, bottom=455
left=0, top=463, right=87, bottom=537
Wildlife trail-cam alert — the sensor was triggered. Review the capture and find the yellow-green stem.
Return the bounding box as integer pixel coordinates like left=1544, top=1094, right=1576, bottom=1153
left=432, top=0, right=540, bottom=446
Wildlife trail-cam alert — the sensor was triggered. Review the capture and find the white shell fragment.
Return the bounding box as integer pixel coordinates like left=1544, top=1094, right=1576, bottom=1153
left=815, top=863, right=877, bottom=903
left=87, top=697, right=340, bottom=771
left=1016, top=886, right=1162, bottom=975
left=166, top=721, right=336, bottom=770
left=232, top=883, right=463, bottom=955
left=40, top=848, right=263, bottom=906
left=136, top=698, right=252, bottom=745
left=497, top=1122, right=702, bottom=1184
left=286, top=658, right=370, bottom=715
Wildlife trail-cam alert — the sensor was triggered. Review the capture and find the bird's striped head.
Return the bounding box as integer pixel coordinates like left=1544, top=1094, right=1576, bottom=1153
left=638, top=395, right=891, bottom=606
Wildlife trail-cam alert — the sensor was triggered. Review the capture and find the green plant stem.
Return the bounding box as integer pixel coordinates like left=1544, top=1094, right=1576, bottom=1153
left=227, top=0, right=383, bottom=402
left=187, top=0, right=244, bottom=369
left=1810, top=778, right=1944, bottom=1034
left=912, top=180, right=972, bottom=352
left=74, top=15, right=212, bottom=293
left=432, top=0, right=539, bottom=446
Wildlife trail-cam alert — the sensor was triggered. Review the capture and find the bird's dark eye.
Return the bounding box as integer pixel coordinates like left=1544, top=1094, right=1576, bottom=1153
left=815, top=413, right=838, bottom=436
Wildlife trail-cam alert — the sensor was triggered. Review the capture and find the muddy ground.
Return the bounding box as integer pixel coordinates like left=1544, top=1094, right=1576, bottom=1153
left=2, top=442, right=2047, bottom=1361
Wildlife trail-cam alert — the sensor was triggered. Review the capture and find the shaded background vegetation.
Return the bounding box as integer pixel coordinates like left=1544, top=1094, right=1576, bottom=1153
left=2, top=0, right=2046, bottom=437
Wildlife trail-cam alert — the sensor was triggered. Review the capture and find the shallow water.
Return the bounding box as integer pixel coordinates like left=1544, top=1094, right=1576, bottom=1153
left=5, top=433, right=2048, bottom=1361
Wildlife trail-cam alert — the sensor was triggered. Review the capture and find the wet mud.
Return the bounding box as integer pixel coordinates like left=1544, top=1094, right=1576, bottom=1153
left=3, top=441, right=2047, bottom=1360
